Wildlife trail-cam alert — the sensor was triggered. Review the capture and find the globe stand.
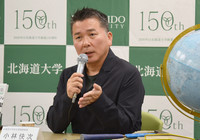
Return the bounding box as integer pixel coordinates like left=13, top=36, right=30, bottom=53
left=160, top=24, right=200, bottom=122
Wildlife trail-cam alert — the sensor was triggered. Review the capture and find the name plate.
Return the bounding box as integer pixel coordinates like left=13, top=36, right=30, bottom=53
left=0, top=126, right=39, bottom=140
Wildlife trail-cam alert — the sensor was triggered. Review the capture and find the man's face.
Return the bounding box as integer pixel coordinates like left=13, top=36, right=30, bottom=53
left=72, top=18, right=112, bottom=65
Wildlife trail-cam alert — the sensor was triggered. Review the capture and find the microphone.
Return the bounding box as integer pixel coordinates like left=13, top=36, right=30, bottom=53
left=72, top=54, right=88, bottom=103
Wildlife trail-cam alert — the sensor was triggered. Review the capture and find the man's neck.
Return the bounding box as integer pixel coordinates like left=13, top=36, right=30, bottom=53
left=86, top=49, right=110, bottom=76
left=86, top=62, right=102, bottom=76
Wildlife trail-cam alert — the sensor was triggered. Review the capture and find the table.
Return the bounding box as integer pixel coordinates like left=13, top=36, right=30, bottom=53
left=39, top=132, right=137, bottom=140
left=39, top=131, right=80, bottom=140
left=0, top=129, right=162, bottom=140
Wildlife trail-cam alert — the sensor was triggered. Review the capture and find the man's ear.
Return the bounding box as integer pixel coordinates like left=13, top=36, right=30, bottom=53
left=107, top=32, right=113, bottom=46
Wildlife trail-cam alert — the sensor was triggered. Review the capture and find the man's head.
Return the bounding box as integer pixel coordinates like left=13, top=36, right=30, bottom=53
left=71, top=8, right=112, bottom=67
left=71, top=8, right=109, bottom=34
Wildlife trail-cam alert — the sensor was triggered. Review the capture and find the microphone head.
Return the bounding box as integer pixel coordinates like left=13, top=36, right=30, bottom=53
left=77, top=54, right=88, bottom=63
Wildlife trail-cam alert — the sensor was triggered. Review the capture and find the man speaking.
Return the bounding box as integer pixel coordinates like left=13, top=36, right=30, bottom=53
left=46, top=7, right=145, bottom=134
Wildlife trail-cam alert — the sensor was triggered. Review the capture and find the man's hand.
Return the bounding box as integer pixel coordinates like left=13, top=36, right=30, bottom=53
left=67, top=73, right=84, bottom=99
left=78, top=83, right=102, bottom=108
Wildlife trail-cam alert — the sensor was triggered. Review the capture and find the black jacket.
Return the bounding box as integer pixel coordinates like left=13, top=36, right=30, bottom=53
left=46, top=49, right=145, bottom=134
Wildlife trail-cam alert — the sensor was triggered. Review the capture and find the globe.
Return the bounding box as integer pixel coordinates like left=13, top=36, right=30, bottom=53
left=161, top=24, right=200, bottom=120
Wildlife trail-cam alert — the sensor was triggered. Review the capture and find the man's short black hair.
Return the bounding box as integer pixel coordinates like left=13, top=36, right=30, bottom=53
left=71, top=7, right=109, bottom=34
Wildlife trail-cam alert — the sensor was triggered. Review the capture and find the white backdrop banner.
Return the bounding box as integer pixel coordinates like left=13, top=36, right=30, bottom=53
left=5, top=0, right=66, bottom=45
left=129, top=0, right=195, bottom=47
left=2, top=92, right=55, bottom=131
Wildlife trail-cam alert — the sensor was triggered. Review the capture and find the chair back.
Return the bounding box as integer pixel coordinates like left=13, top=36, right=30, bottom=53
left=141, top=111, right=163, bottom=131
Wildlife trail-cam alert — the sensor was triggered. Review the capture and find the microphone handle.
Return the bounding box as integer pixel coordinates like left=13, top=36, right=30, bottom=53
left=71, top=54, right=88, bottom=103
left=72, top=93, right=77, bottom=103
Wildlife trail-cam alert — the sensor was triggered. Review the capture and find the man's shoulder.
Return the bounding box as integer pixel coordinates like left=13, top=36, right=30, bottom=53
left=115, top=57, right=137, bottom=72
left=61, top=65, right=77, bottom=76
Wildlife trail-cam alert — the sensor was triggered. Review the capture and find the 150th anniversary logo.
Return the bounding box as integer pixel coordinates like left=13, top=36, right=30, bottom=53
left=129, top=0, right=195, bottom=47
left=5, top=0, right=66, bottom=45
left=15, top=10, right=57, bottom=30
